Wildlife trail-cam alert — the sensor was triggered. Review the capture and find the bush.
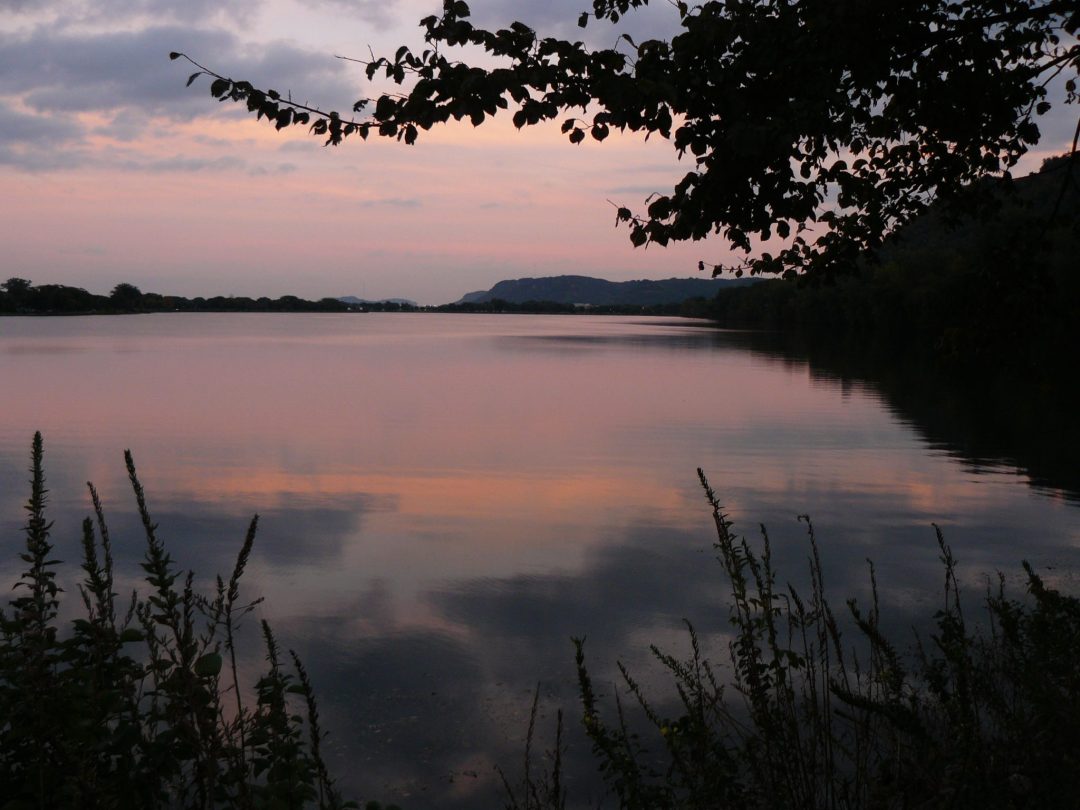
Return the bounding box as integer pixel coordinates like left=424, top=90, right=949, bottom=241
left=507, top=470, right=1080, bottom=810
left=0, top=433, right=380, bottom=810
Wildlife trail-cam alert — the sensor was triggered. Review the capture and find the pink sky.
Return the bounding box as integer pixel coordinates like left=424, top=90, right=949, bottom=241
left=1, top=1, right=1076, bottom=304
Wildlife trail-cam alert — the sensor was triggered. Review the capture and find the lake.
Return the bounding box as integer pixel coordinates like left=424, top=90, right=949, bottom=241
left=1, top=313, right=1077, bottom=808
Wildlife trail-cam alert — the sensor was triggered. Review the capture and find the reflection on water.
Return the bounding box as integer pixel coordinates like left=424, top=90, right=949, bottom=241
left=1, top=313, right=1077, bottom=807
left=728, top=330, right=1080, bottom=506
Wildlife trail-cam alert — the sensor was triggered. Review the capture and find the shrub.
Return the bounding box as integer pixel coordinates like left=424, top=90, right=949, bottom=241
left=508, top=470, right=1080, bottom=810
left=0, top=433, right=378, bottom=810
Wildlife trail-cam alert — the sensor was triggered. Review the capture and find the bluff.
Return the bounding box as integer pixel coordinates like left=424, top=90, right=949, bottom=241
left=454, top=275, right=755, bottom=306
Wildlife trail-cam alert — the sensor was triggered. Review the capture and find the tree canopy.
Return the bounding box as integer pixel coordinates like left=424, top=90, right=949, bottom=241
left=173, top=0, right=1080, bottom=279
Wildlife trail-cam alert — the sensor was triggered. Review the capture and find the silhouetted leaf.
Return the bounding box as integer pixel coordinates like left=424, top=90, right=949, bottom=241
left=194, top=652, right=222, bottom=678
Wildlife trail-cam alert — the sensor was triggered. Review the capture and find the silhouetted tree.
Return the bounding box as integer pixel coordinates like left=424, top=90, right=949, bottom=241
left=110, top=283, right=144, bottom=311
left=2, top=278, right=32, bottom=296
left=174, top=0, right=1079, bottom=278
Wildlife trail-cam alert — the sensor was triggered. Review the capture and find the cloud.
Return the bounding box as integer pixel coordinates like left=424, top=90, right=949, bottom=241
left=356, top=195, right=421, bottom=208
left=0, top=21, right=362, bottom=170
left=84, top=0, right=261, bottom=25
left=1, top=0, right=260, bottom=25
left=0, top=0, right=53, bottom=12
left=605, top=183, right=666, bottom=197
left=294, top=0, right=406, bottom=31
left=0, top=99, right=82, bottom=143
left=0, top=100, right=88, bottom=169
left=427, top=521, right=729, bottom=689
left=0, top=25, right=356, bottom=117
left=469, top=0, right=683, bottom=47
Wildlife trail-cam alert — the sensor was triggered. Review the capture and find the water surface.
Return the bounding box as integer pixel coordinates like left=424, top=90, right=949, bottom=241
left=1, top=313, right=1077, bottom=807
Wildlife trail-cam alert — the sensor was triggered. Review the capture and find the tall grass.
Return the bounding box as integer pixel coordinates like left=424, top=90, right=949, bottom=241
left=6, top=433, right=1078, bottom=810
left=0, top=433, right=398, bottom=809
left=506, top=469, right=1080, bottom=809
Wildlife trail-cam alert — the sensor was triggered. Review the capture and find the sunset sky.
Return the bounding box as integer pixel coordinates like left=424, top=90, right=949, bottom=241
left=2, top=0, right=1076, bottom=304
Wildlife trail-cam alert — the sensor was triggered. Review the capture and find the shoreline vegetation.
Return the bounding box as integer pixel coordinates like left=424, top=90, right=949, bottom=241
left=0, top=433, right=391, bottom=810
left=508, top=471, right=1080, bottom=810
left=0, top=277, right=718, bottom=318
left=5, top=435, right=1079, bottom=809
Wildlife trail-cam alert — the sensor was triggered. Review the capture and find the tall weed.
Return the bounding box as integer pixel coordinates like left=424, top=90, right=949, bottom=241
left=506, top=469, right=1080, bottom=809
left=0, top=433, right=376, bottom=809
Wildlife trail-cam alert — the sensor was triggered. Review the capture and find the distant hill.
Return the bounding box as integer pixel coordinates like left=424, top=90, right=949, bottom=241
left=454, top=275, right=756, bottom=306
left=338, top=296, right=418, bottom=307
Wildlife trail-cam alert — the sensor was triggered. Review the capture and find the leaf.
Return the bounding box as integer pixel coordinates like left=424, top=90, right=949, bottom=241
left=186, top=72, right=202, bottom=87
left=120, top=628, right=145, bottom=643
left=210, top=78, right=230, bottom=98
left=578, top=12, right=588, bottom=27
left=194, top=652, right=223, bottom=678
left=169, top=51, right=181, bottom=60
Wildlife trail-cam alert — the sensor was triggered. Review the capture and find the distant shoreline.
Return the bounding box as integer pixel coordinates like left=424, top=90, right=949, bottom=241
left=0, top=306, right=712, bottom=318
left=1, top=275, right=748, bottom=318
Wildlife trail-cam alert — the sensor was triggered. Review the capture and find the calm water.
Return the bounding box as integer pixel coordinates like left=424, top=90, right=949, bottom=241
left=1, top=313, right=1077, bottom=807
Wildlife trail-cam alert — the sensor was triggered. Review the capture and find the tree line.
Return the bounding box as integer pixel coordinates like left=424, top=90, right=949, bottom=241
left=701, top=153, right=1080, bottom=376
left=0, top=279, right=356, bottom=315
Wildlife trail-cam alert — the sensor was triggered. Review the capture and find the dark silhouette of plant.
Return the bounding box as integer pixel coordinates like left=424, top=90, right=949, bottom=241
left=110, top=282, right=144, bottom=312
left=504, top=468, right=1080, bottom=809
left=0, top=433, right=365, bottom=809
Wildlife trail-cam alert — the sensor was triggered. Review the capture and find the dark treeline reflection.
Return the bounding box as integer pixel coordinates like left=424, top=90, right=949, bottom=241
left=725, top=329, right=1080, bottom=505
left=500, top=323, right=1080, bottom=505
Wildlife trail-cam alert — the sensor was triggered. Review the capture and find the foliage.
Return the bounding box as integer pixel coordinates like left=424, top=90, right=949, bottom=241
left=0, top=280, right=356, bottom=315
left=703, top=153, right=1080, bottom=374
left=503, top=469, right=1080, bottom=809
left=0, top=433, right=371, bottom=809
left=174, top=0, right=1079, bottom=278
left=111, top=282, right=145, bottom=310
